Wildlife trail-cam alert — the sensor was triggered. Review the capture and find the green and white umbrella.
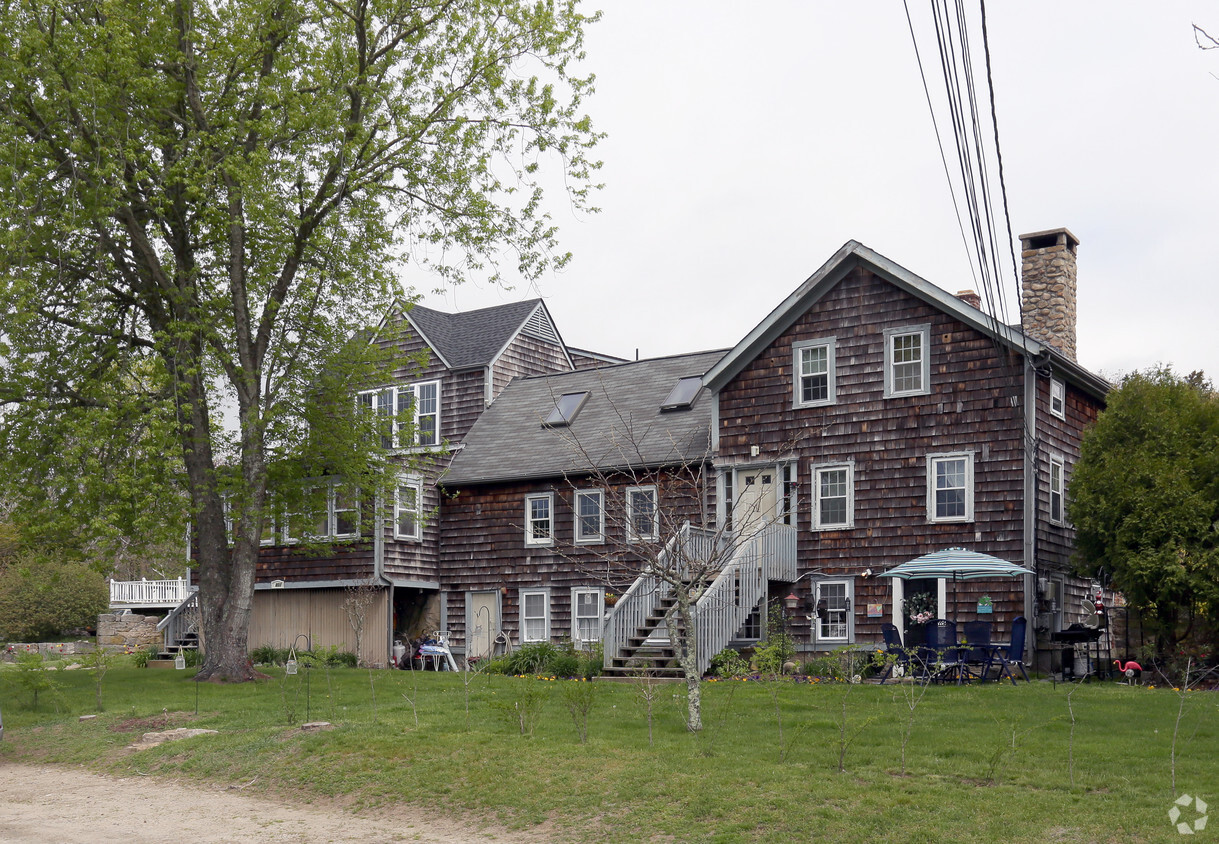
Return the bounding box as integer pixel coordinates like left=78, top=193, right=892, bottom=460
left=880, top=547, right=1033, bottom=622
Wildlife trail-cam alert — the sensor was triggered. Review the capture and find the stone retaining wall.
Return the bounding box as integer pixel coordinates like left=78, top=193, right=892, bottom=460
left=96, top=612, right=163, bottom=652
left=3, top=641, right=96, bottom=659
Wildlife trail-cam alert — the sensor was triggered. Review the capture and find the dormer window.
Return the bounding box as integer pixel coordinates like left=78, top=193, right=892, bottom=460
left=661, top=376, right=702, bottom=411
left=544, top=391, right=589, bottom=426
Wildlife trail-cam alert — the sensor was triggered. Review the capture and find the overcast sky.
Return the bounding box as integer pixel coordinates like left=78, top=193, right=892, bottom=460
left=412, top=2, right=1219, bottom=383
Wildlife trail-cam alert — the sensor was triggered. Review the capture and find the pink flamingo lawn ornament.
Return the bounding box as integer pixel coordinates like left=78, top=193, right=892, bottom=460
left=1114, top=659, right=1143, bottom=685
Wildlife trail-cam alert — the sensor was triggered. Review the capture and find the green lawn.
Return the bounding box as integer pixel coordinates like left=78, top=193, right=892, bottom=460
left=1, top=662, right=1216, bottom=842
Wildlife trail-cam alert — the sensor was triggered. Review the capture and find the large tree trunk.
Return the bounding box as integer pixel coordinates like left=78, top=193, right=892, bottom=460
left=178, top=367, right=260, bottom=683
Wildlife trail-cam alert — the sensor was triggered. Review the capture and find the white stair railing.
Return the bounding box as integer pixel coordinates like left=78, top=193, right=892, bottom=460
left=694, top=521, right=798, bottom=676
left=157, top=592, right=199, bottom=652
left=602, top=523, right=718, bottom=668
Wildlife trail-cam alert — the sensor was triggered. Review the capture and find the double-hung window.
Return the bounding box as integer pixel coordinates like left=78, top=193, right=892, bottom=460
left=525, top=493, right=554, bottom=546
left=571, top=587, right=604, bottom=644
left=521, top=589, right=550, bottom=642
left=883, top=325, right=931, bottom=397
left=815, top=580, right=854, bottom=644
left=574, top=490, right=604, bottom=544
left=358, top=380, right=441, bottom=449
left=1050, top=379, right=1065, bottom=420
left=793, top=338, right=836, bottom=407
left=812, top=463, right=854, bottom=530
left=927, top=453, right=974, bottom=523
left=1049, top=455, right=1065, bottom=525
left=626, top=486, right=659, bottom=542
left=395, top=478, right=423, bottom=540
left=284, top=483, right=359, bottom=541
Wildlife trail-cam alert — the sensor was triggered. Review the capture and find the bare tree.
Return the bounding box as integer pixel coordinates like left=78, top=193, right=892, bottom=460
left=342, top=582, right=381, bottom=668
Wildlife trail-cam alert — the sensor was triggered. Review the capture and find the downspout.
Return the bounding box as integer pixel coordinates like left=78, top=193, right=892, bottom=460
left=1022, top=356, right=1038, bottom=664
left=374, top=492, right=393, bottom=667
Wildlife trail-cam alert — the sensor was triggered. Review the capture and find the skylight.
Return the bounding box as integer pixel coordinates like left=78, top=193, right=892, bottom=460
left=661, top=376, right=702, bottom=411
left=544, top=391, right=589, bottom=426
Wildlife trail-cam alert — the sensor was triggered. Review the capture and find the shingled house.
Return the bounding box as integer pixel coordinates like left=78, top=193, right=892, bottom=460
left=175, top=228, right=1106, bottom=672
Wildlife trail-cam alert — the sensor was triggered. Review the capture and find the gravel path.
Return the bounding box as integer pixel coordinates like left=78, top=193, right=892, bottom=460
left=0, top=762, right=536, bottom=843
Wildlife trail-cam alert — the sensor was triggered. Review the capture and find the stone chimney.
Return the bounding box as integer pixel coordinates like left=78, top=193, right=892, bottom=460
left=955, top=289, right=982, bottom=310
left=1019, top=227, right=1079, bottom=361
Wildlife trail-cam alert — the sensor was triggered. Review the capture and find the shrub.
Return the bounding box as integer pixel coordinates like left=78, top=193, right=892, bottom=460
left=0, top=553, right=108, bottom=641
left=505, top=641, right=561, bottom=675
left=710, top=648, right=750, bottom=678
left=131, top=645, right=159, bottom=668
left=251, top=644, right=285, bottom=665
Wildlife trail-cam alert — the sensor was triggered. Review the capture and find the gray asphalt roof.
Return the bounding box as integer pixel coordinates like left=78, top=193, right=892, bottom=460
left=407, top=300, right=544, bottom=369
left=443, top=349, right=727, bottom=486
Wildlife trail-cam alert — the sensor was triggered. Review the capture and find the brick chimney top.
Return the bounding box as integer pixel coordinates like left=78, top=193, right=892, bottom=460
left=1019, top=227, right=1080, bottom=361
left=955, top=289, right=982, bottom=310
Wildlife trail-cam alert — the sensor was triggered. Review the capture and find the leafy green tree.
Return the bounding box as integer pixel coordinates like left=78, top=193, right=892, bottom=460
left=0, top=553, right=109, bottom=641
left=0, top=0, right=600, bottom=680
left=1069, top=367, right=1219, bottom=647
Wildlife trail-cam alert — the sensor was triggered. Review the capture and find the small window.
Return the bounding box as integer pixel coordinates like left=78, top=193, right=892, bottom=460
left=331, top=484, right=359, bottom=538
left=574, top=490, right=604, bottom=544
left=927, top=453, right=974, bottom=523
left=626, top=486, right=659, bottom=542
left=884, top=325, right=931, bottom=398
left=815, top=580, right=854, bottom=644
left=544, top=392, right=589, bottom=426
left=793, top=338, right=836, bottom=407
left=525, top=493, right=554, bottom=546
left=780, top=462, right=798, bottom=526
left=396, top=479, right=422, bottom=540
left=721, top=471, right=734, bottom=533
left=414, top=381, right=439, bottom=446
left=571, top=587, right=604, bottom=643
left=661, top=376, right=703, bottom=411
left=812, top=463, right=854, bottom=530
left=1049, top=455, right=1065, bottom=525
left=521, top=590, right=550, bottom=642
left=1050, top=379, right=1065, bottom=420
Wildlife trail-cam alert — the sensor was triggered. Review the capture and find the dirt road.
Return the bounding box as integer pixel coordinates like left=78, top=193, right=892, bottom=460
left=0, top=762, right=535, bottom=843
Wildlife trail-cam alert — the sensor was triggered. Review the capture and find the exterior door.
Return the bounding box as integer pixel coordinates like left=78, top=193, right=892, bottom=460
left=733, top=467, right=777, bottom=538
left=467, top=591, right=500, bottom=660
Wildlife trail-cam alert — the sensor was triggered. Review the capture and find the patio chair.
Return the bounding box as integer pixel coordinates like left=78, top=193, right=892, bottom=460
left=961, top=620, right=994, bottom=681
left=877, top=623, right=918, bottom=684
left=919, top=619, right=962, bottom=683
left=992, top=616, right=1031, bottom=685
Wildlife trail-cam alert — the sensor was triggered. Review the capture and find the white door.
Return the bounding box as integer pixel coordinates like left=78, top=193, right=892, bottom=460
left=467, top=591, right=500, bottom=659
left=733, top=467, right=777, bottom=538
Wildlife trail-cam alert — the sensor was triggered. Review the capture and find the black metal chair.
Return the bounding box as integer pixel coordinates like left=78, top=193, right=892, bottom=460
left=992, top=616, right=1031, bottom=685
left=920, top=619, right=961, bottom=684
left=878, top=623, right=917, bottom=684
left=962, top=620, right=994, bottom=681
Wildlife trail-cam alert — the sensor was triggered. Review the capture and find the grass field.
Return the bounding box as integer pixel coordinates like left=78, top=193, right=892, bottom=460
left=1, top=660, right=1216, bottom=842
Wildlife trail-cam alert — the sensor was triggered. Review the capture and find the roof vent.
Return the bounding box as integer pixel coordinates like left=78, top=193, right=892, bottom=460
left=522, top=307, right=560, bottom=345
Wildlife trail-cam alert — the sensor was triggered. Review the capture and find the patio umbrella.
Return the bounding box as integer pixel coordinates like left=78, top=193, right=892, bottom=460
left=880, top=547, right=1034, bottom=622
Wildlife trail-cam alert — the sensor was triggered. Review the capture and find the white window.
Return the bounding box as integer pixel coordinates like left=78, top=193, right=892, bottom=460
left=358, top=380, right=441, bottom=449
left=521, top=589, right=550, bottom=642
left=927, top=453, right=974, bottom=523
left=395, top=479, right=422, bottom=540
left=1050, top=378, right=1065, bottom=420
left=793, top=338, right=836, bottom=407
left=780, top=462, right=798, bottom=527
left=815, top=579, right=854, bottom=644
left=883, top=325, right=931, bottom=398
left=571, top=587, right=604, bottom=643
left=626, top=486, right=659, bottom=542
left=284, top=483, right=359, bottom=541
left=525, top=493, right=554, bottom=546
left=574, top=490, right=604, bottom=544
left=812, top=463, right=854, bottom=530
left=1049, top=455, right=1065, bottom=525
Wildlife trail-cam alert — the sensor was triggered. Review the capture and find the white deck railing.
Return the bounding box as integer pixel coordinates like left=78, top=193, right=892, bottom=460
left=157, top=592, right=199, bottom=650
left=109, top=578, right=194, bottom=608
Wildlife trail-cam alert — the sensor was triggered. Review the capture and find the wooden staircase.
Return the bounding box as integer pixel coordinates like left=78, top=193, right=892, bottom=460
left=601, top=521, right=798, bottom=680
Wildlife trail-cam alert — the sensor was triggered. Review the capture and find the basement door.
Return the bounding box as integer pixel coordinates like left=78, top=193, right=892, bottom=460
left=733, top=467, right=778, bottom=538
left=466, top=591, right=501, bottom=660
